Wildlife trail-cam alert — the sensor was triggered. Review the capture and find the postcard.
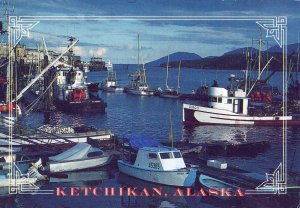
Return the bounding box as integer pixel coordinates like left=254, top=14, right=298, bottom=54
left=0, top=0, right=299, bottom=207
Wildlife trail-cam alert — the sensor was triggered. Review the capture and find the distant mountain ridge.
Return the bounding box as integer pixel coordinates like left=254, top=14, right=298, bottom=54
left=146, top=52, right=201, bottom=67
left=223, top=47, right=259, bottom=56
left=146, top=43, right=299, bottom=71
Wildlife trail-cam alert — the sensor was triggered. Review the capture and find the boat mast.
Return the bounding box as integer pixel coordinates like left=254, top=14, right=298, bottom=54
left=244, top=47, right=250, bottom=94
left=165, top=54, right=169, bottom=88
left=169, top=111, right=174, bottom=148
left=297, top=31, right=299, bottom=81
left=137, top=33, right=140, bottom=72
left=177, top=60, right=181, bottom=94
left=258, top=31, right=262, bottom=80
left=2, top=0, right=14, bottom=103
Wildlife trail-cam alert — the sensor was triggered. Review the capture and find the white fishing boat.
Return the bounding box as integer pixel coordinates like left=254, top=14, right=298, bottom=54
left=124, top=34, right=154, bottom=96
left=118, top=136, right=197, bottom=187
left=46, top=143, right=112, bottom=173
left=100, top=62, right=123, bottom=92
left=183, top=74, right=300, bottom=126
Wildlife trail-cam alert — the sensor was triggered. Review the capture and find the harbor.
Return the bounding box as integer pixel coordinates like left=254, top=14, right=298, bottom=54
left=0, top=1, right=300, bottom=207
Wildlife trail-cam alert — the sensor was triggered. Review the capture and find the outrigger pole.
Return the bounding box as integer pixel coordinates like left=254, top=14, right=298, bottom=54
left=12, top=39, right=79, bottom=102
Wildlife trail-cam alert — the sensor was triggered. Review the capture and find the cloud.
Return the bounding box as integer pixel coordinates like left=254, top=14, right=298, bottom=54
left=88, top=48, right=107, bottom=57
left=56, top=46, right=87, bottom=56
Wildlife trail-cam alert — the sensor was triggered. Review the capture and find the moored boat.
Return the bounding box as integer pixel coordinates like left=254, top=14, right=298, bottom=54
left=183, top=75, right=300, bottom=126
left=158, top=57, right=181, bottom=99
left=53, top=67, right=107, bottom=113
left=45, top=143, right=112, bottom=173
left=118, top=136, right=197, bottom=187
left=199, top=174, right=240, bottom=198
left=124, top=34, right=154, bottom=96
left=100, top=61, right=123, bottom=92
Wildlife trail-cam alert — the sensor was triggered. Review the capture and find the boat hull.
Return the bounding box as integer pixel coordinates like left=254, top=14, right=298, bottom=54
left=126, top=89, right=154, bottom=96
left=199, top=174, right=239, bottom=199
left=101, top=86, right=124, bottom=92
left=183, top=104, right=300, bottom=126
left=54, top=99, right=107, bottom=113
left=49, top=155, right=112, bottom=173
left=118, top=160, right=196, bottom=187
left=159, top=93, right=180, bottom=99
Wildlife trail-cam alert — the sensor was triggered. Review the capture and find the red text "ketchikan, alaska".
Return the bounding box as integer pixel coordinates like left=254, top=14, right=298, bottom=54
left=56, top=187, right=245, bottom=197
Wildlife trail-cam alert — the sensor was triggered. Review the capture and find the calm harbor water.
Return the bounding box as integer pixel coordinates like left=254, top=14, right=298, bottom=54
left=3, top=66, right=300, bottom=207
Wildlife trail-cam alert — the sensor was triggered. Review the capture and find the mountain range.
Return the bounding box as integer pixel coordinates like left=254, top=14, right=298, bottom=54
left=146, top=52, right=201, bottom=67
left=146, top=43, right=299, bottom=70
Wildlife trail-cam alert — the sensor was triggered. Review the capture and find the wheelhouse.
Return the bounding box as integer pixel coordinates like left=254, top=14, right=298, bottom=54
left=133, top=147, right=186, bottom=171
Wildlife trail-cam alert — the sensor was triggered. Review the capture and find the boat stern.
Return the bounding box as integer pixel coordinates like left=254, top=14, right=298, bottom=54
left=183, top=168, right=197, bottom=187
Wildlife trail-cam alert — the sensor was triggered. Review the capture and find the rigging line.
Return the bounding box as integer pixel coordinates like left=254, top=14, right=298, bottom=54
left=24, top=74, right=57, bottom=116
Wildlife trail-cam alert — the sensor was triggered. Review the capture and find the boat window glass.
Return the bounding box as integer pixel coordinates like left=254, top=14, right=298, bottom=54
left=218, top=98, right=222, bottom=103
left=210, top=97, right=217, bottom=102
left=159, top=152, right=172, bottom=159
left=148, top=153, right=157, bottom=159
left=227, top=99, right=232, bottom=104
left=173, top=152, right=182, bottom=158
left=87, top=151, right=103, bottom=157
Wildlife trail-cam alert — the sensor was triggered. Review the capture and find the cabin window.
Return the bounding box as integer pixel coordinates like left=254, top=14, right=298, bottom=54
left=173, top=152, right=182, bottom=158
left=227, top=99, right=232, bottom=104
left=148, top=153, right=157, bottom=159
left=218, top=98, right=222, bottom=103
left=210, top=97, right=217, bottom=102
left=159, top=152, right=172, bottom=159
left=87, top=151, right=103, bottom=157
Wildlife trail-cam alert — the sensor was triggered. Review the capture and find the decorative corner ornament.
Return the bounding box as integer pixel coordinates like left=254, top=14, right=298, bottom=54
left=256, top=16, right=287, bottom=48
left=9, top=16, right=40, bottom=47
left=255, top=163, right=286, bottom=194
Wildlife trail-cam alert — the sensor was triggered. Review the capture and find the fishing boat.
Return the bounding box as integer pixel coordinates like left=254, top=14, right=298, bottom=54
left=158, top=57, right=181, bottom=99
left=53, top=67, right=107, bottom=113
left=124, top=34, right=154, bottom=96
left=45, top=143, right=112, bottom=173
left=118, top=136, right=197, bottom=187
left=183, top=74, right=300, bottom=126
left=100, top=61, right=123, bottom=92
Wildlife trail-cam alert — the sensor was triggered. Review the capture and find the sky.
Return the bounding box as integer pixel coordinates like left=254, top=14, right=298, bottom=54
left=2, top=0, right=300, bottom=63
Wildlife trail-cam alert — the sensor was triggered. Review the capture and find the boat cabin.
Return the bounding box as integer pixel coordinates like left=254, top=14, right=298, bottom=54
left=55, top=67, right=89, bottom=102
left=133, top=147, right=186, bottom=171
left=106, top=71, right=117, bottom=87
left=208, top=86, right=249, bottom=115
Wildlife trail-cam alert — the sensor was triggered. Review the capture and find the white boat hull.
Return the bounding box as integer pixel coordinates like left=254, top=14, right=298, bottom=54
left=49, top=155, right=112, bottom=173
left=101, top=86, right=124, bottom=92
left=183, top=104, right=300, bottom=126
left=126, top=89, right=154, bottom=96
left=118, top=160, right=196, bottom=187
